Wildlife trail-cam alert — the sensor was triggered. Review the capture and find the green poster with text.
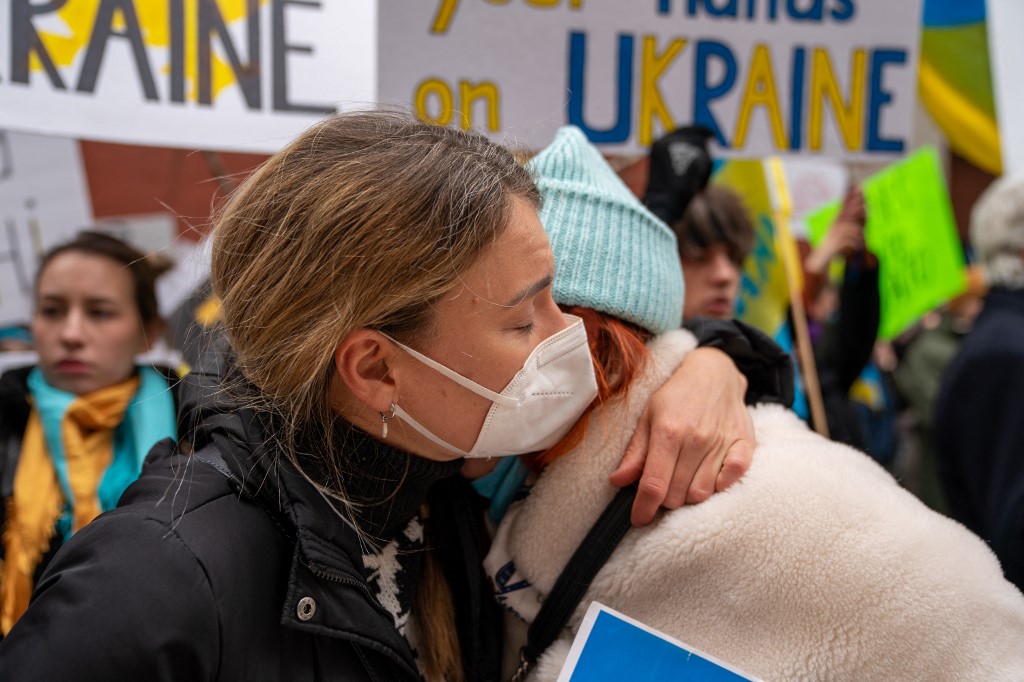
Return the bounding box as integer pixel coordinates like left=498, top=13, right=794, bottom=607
left=805, top=147, right=966, bottom=340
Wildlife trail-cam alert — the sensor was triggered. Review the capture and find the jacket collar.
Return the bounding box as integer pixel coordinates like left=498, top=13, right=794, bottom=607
left=184, top=362, right=462, bottom=679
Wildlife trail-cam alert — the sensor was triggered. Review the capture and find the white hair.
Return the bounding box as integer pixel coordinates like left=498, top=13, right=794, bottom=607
left=971, top=174, right=1024, bottom=289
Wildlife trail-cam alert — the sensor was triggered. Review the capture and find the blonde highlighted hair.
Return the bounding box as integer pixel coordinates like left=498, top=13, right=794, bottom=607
left=211, top=111, right=539, bottom=680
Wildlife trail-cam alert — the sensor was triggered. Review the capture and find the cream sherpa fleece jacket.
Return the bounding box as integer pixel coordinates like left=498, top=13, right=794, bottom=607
left=499, top=330, right=1024, bottom=681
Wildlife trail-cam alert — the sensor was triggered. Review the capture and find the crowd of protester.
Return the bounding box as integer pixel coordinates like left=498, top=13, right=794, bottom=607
left=0, top=114, right=1021, bottom=679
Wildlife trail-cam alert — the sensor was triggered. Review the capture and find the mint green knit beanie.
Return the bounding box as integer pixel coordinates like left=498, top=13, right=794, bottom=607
left=528, top=126, right=685, bottom=335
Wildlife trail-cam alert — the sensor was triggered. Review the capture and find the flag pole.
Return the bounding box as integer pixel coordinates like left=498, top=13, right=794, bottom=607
left=766, top=158, right=830, bottom=439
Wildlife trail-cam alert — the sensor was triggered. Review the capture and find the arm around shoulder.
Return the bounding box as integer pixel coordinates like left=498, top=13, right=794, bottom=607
left=683, top=317, right=794, bottom=406
left=0, top=507, right=219, bottom=681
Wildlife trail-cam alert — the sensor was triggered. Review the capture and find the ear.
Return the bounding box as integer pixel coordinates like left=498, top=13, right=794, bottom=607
left=334, top=329, right=399, bottom=414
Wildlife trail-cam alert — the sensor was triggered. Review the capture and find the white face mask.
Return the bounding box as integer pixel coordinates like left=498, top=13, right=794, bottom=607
left=386, top=315, right=598, bottom=458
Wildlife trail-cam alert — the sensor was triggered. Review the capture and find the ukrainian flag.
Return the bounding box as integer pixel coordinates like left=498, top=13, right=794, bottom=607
left=919, top=0, right=1001, bottom=174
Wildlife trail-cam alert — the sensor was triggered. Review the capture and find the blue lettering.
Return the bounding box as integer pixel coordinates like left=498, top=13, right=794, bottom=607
left=663, top=0, right=792, bottom=19
left=790, top=46, right=805, bottom=150
left=788, top=0, right=823, bottom=21
left=866, top=49, right=906, bottom=152
left=693, top=40, right=737, bottom=146
left=664, top=0, right=841, bottom=20
left=567, top=32, right=634, bottom=144
left=705, top=0, right=738, bottom=17
left=831, top=0, right=854, bottom=21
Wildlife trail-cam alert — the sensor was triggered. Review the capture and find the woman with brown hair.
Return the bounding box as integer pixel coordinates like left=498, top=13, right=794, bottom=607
left=0, top=112, right=783, bottom=681
left=0, top=231, right=177, bottom=634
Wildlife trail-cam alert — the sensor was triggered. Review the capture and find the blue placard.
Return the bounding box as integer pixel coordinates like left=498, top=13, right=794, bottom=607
left=559, top=603, right=760, bottom=682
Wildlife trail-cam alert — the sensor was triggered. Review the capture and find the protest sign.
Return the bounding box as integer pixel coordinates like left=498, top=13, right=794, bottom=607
left=0, top=130, right=93, bottom=326
left=0, top=1, right=921, bottom=156
left=783, top=158, right=849, bottom=239
left=379, top=0, right=923, bottom=157
left=558, top=602, right=760, bottom=681
left=805, top=146, right=966, bottom=340
left=988, top=0, right=1024, bottom=175
left=0, top=0, right=377, bottom=152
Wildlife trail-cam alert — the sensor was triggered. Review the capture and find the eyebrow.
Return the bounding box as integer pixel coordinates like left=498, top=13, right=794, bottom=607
left=38, top=294, right=118, bottom=306
left=503, top=274, right=553, bottom=307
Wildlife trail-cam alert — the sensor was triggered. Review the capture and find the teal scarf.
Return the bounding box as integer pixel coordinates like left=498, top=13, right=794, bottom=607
left=27, top=366, right=177, bottom=540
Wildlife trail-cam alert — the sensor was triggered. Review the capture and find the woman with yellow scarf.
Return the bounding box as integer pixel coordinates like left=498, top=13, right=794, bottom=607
left=0, top=231, right=177, bottom=634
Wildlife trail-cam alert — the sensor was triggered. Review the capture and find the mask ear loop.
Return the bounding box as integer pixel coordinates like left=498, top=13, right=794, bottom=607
left=379, top=404, right=397, bottom=439
left=380, top=333, right=520, bottom=408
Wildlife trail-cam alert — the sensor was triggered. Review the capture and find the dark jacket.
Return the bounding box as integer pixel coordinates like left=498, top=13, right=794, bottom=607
left=0, top=321, right=792, bottom=680
left=813, top=258, right=881, bottom=449
left=0, top=358, right=500, bottom=681
left=0, top=365, right=181, bottom=585
left=934, top=287, right=1024, bottom=591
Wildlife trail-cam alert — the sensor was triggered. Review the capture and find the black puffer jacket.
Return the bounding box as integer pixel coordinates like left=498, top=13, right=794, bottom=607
left=0, top=359, right=502, bottom=681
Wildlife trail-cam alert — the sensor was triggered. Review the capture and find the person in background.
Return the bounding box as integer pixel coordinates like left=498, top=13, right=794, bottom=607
left=0, top=231, right=178, bottom=634
left=892, top=270, right=986, bottom=513
left=801, top=186, right=884, bottom=454
left=935, top=174, right=1024, bottom=591
left=672, top=185, right=755, bottom=321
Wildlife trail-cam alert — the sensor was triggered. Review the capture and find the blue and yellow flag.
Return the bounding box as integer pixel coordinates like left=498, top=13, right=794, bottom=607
left=714, top=159, right=801, bottom=341
left=919, top=0, right=1000, bottom=174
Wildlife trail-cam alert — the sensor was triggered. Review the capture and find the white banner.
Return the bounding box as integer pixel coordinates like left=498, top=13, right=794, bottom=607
left=378, top=0, right=922, bottom=157
left=988, top=0, right=1024, bottom=176
left=0, top=1, right=920, bottom=157
left=0, top=130, right=93, bottom=326
left=0, top=0, right=377, bottom=152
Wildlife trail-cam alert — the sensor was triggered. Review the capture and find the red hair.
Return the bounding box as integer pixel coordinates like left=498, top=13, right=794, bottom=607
left=527, top=306, right=652, bottom=469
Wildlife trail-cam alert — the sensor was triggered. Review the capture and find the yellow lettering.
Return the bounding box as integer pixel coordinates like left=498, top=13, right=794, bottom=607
left=639, top=35, right=687, bottom=146
left=434, top=0, right=580, bottom=35
left=415, top=79, right=454, bottom=125
left=460, top=80, right=501, bottom=131
left=809, top=48, right=866, bottom=151
left=431, top=0, right=461, bottom=34
left=733, top=45, right=788, bottom=150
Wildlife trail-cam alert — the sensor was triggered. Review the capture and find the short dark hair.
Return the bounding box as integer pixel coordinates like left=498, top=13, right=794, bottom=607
left=672, top=185, right=755, bottom=265
left=36, top=230, right=172, bottom=326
